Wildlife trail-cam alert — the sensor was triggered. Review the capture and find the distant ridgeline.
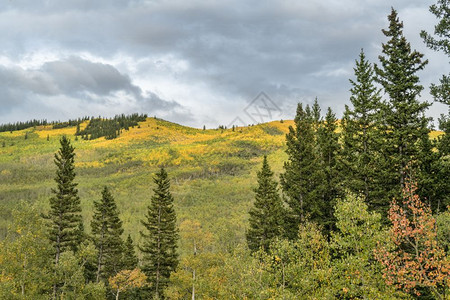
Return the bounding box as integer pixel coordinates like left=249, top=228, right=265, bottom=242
left=0, top=117, right=88, bottom=133
left=76, top=113, right=147, bottom=140
left=0, top=113, right=147, bottom=140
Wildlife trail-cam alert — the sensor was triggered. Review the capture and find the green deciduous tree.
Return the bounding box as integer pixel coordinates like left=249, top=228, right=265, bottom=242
left=0, top=203, right=53, bottom=299
left=330, top=195, right=398, bottom=298
left=91, top=186, right=125, bottom=283
left=246, top=156, right=284, bottom=252
left=140, top=167, right=179, bottom=299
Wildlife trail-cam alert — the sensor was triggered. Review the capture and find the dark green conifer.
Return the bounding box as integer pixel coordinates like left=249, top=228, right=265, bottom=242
left=420, top=0, right=450, bottom=211
left=45, top=136, right=83, bottom=261
left=341, top=49, right=384, bottom=209
left=75, top=123, right=81, bottom=136
left=44, top=136, right=83, bottom=298
left=280, top=103, right=326, bottom=240
left=374, top=8, right=430, bottom=214
left=421, top=0, right=449, bottom=105
left=317, top=107, right=341, bottom=234
left=246, top=156, right=284, bottom=252
left=123, top=234, right=138, bottom=270
left=140, top=167, right=179, bottom=299
left=311, top=97, right=322, bottom=126
left=91, top=186, right=124, bottom=283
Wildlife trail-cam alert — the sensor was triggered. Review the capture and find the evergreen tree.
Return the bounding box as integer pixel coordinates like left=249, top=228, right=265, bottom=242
left=312, top=97, right=322, bottom=127
left=123, top=235, right=138, bottom=270
left=44, top=136, right=83, bottom=298
left=421, top=0, right=450, bottom=212
left=420, top=0, right=449, bottom=105
left=280, top=103, right=326, bottom=240
left=246, top=156, right=284, bottom=252
left=75, top=123, right=81, bottom=136
left=45, top=136, right=83, bottom=259
left=140, top=167, right=179, bottom=299
left=317, top=107, right=341, bottom=234
left=91, top=186, right=124, bottom=283
left=341, top=49, right=384, bottom=209
left=374, top=8, right=430, bottom=214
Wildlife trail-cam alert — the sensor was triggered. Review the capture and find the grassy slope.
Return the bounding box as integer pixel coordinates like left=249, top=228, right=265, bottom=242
left=0, top=118, right=292, bottom=254
left=0, top=118, right=443, bottom=255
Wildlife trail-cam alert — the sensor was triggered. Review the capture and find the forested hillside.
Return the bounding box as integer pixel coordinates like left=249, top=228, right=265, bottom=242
left=0, top=3, right=449, bottom=300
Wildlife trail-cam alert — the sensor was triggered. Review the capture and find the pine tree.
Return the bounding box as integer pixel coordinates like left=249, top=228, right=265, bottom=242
left=317, top=107, right=341, bottom=234
left=246, top=156, right=284, bottom=252
left=341, top=49, right=384, bottom=209
left=91, top=186, right=124, bottom=283
left=44, top=136, right=83, bottom=298
left=140, top=167, right=179, bottom=299
left=374, top=8, right=430, bottom=214
left=123, top=235, right=138, bottom=270
left=280, top=103, right=326, bottom=239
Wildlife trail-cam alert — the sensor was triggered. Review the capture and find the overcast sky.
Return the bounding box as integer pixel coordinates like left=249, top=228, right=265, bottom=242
left=0, top=0, right=448, bottom=128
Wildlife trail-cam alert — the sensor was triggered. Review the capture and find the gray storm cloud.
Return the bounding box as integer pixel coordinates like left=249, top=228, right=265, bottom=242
left=0, top=57, right=187, bottom=122
left=0, top=0, right=447, bottom=126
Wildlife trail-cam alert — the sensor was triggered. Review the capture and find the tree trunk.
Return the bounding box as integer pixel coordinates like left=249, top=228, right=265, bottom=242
left=192, top=269, right=195, bottom=300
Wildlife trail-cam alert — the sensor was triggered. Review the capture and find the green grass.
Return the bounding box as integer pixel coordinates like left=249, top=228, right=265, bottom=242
left=0, top=118, right=289, bottom=253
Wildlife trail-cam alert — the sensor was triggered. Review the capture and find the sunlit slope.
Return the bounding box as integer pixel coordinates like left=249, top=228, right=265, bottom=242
left=0, top=118, right=443, bottom=253
left=0, top=118, right=292, bottom=251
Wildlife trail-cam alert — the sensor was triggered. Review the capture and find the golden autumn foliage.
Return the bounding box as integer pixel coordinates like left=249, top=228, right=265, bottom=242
left=109, top=268, right=147, bottom=300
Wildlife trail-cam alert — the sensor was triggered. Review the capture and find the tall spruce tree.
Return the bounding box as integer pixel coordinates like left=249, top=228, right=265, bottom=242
left=317, top=107, right=342, bottom=234
left=374, top=8, right=430, bottom=214
left=91, top=186, right=124, bottom=283
left=280, top=103, right=326, bottom=239
left=421, top=0, right=450, bottom=211
left=420, top=0, right=449, bottom=105
left=140, top=167, right=179, bottom=299
left=46, top=136, right=83, bottom=260
left=341, top=49, right=384, bottom=208
left=45, top=136, right=83, bottom=298
left=246, top=156, right=284, bottom=252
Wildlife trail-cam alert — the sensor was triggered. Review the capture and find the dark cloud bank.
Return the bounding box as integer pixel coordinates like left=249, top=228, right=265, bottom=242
left=0, top=0, right=447, bottom=127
